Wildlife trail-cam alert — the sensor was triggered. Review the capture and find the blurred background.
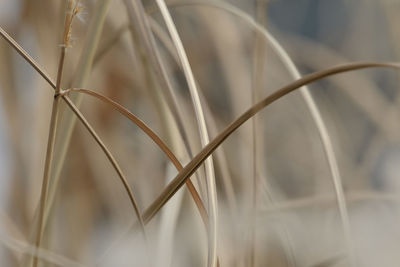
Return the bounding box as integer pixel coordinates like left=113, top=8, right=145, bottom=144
left=1, top=0, right=400, bottom=266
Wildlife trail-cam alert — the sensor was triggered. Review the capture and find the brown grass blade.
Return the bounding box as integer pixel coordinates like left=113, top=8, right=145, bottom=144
left=66, top=88, right=208, bottom=226
left=61, top=95, right=146, bottom=234
left=0, top=27, right=55, bottom=89
left=91, top=18, right=239, bottom=222
left=142, top=62, right=400, bottom=225
left=0, top=23, right=147, bottom=248
left=122, top=0, right=199, bottom=190
left=154, top=1, right=218, bottom=266
left=32, top=2, right=72, bottom=264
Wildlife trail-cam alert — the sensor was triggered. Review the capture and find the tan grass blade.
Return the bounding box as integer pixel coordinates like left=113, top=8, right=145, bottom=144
left=249, top=2, right=267, bottom=266
left=142, top=62, right=400, bottom=228
left=122, top=0, right=196, bottom=166
left=61, top=95, right=146, bottom=234
left=66, top=88, right=208, bottom=225
left=100, top=63, right=400, bottom=264
left=152, top=1, right=351, bottom=264
left=0, top=211, right=86, bottom=267
left=154, top=1, right=218, bottom=266
left=0, top=27, right=54, bottom=90
left=48, top=0, right=112, bottom=230
left=91, top=17, right=239, bottom=224
left=0, top=23, right=146, bottom=249
left=32, top=2, right=72, bottom=264
left=92, top=61, right=400, bottom=264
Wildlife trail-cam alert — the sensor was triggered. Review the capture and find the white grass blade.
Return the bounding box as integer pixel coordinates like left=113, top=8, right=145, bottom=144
left=154, top=1, right=218, bottom=266
left=155, top=164, right=184, bottom=267
left=158, top=1, right=355, bottom=265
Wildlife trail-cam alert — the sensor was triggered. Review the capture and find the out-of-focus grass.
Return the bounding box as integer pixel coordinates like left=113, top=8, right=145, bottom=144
left=1, top=1, right=400, bottom=267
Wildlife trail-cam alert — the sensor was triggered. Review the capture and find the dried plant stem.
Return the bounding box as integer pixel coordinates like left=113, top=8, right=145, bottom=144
left=66, top=88, right=208, bottom=226
left=0, top=210, right=86, bottom=267
left=122, top=0, right=201, bottom=196
left=31, top=43, right=66, bottom=267
left=94, top=61, right=400, bottom=263
left=60, top=96, right=146, bottom=234
left=122, top=0, right=186, bottom=145
left=249, top=2, right=267, bottom=266
left=142, top=62, right=400, bottom=229
left=0, top=23, right=147, bottom=253
left=154, top=1, right=218, bottom=266
left=91, top=17, right=239, bottom=222
left=48, top=0, right=112, bottom=229
left=101, top=63, right=400, bottom=262
left=0, top=27, right=54, bottom=88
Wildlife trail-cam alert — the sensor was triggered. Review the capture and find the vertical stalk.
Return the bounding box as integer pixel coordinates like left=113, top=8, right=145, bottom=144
left=31, top=39, right=65, bottom=267
left=154, top=1, right=218, bottom=266
left=32, top=2, right=79, bottom=266
left=41, top=0, right=111, bottom=241
left=249, top=1, right=266, bottom=265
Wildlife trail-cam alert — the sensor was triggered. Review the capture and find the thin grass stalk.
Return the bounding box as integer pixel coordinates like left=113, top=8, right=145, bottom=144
left=152, top=2, right=331, bottom=265
left=47, top=0, right=112, bottom=229
left=96, top=60, right=400, bottom=261
left=0, top=233, right=87, bottom=267
left=100, top=63, right=400, bottom=254
left=31, top=98, right=61, bottom=267
left=31, top=1, right=73, bottom=263
left=0, top=22, right=147, bottom=251
left=0, top=27, right=54, bottom=88
left=122, top=0, right=194, bottom=162
left=66, top=88, right=208, bottom=225
left=123, top=0, right=211, bottom=204
left=154, top=2, right=218, bottom=266
left=249, top=1, right=267, bottom=265
left=60, top=95, right=146, bottom=233
left=91, top=17, right=239, bottom=223
left=155, top=163, right=185, bottom=267
left=141, top=62, right=400, bottom=228
left=88, top=13, right=213, bottom=223
left=152, top=2, right=353, bottom=265
left=100, top=63, right=400, bottom=264
left=260, top=24, right=355, bottom=267
left=0, top=211, right=87, bottom=267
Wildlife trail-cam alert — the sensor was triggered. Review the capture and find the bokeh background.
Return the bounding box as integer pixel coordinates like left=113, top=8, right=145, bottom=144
left=1, top=0, right=400, bottom=266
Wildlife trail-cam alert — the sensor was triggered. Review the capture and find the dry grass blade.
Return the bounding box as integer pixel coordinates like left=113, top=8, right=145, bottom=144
left=0, top=27, right=55, bottom=89
left=66, top=88, right=208, bottom=227
left=48, top=0, right=112, bottom=235
left=91, top=17, right=239, bottom=223
left=151, top=1, right=354, bottom=265
left=32, top=98, right=62, bottom=267
left=0, top=211, right=86, bottom=267
left=0, top=233, right=87, bottom=267
left=154, top=1, right=218, bottom=266
left=141, top=62, right=400, bottom=227
left=249, top=2, right=267, bottom=266
left=31, top=1, right=76, bottom=264
left=61, top=95, right=147, bottom=236
left=122, top=0, right=197, bottom=187
left=0, top=22, right=147, bottom=251
left=125, top=0, right=212, bottom=200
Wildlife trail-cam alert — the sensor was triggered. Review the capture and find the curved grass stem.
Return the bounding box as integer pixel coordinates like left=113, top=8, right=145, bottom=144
left=150, top=1, right=354, bottom=265
left=66, top=88, right=208, bottom=226
left=154, top=1, right=218, bottom=266
left=0, top=24, right=147, bottom=257
left=142, top=61, right=400, bottom=231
